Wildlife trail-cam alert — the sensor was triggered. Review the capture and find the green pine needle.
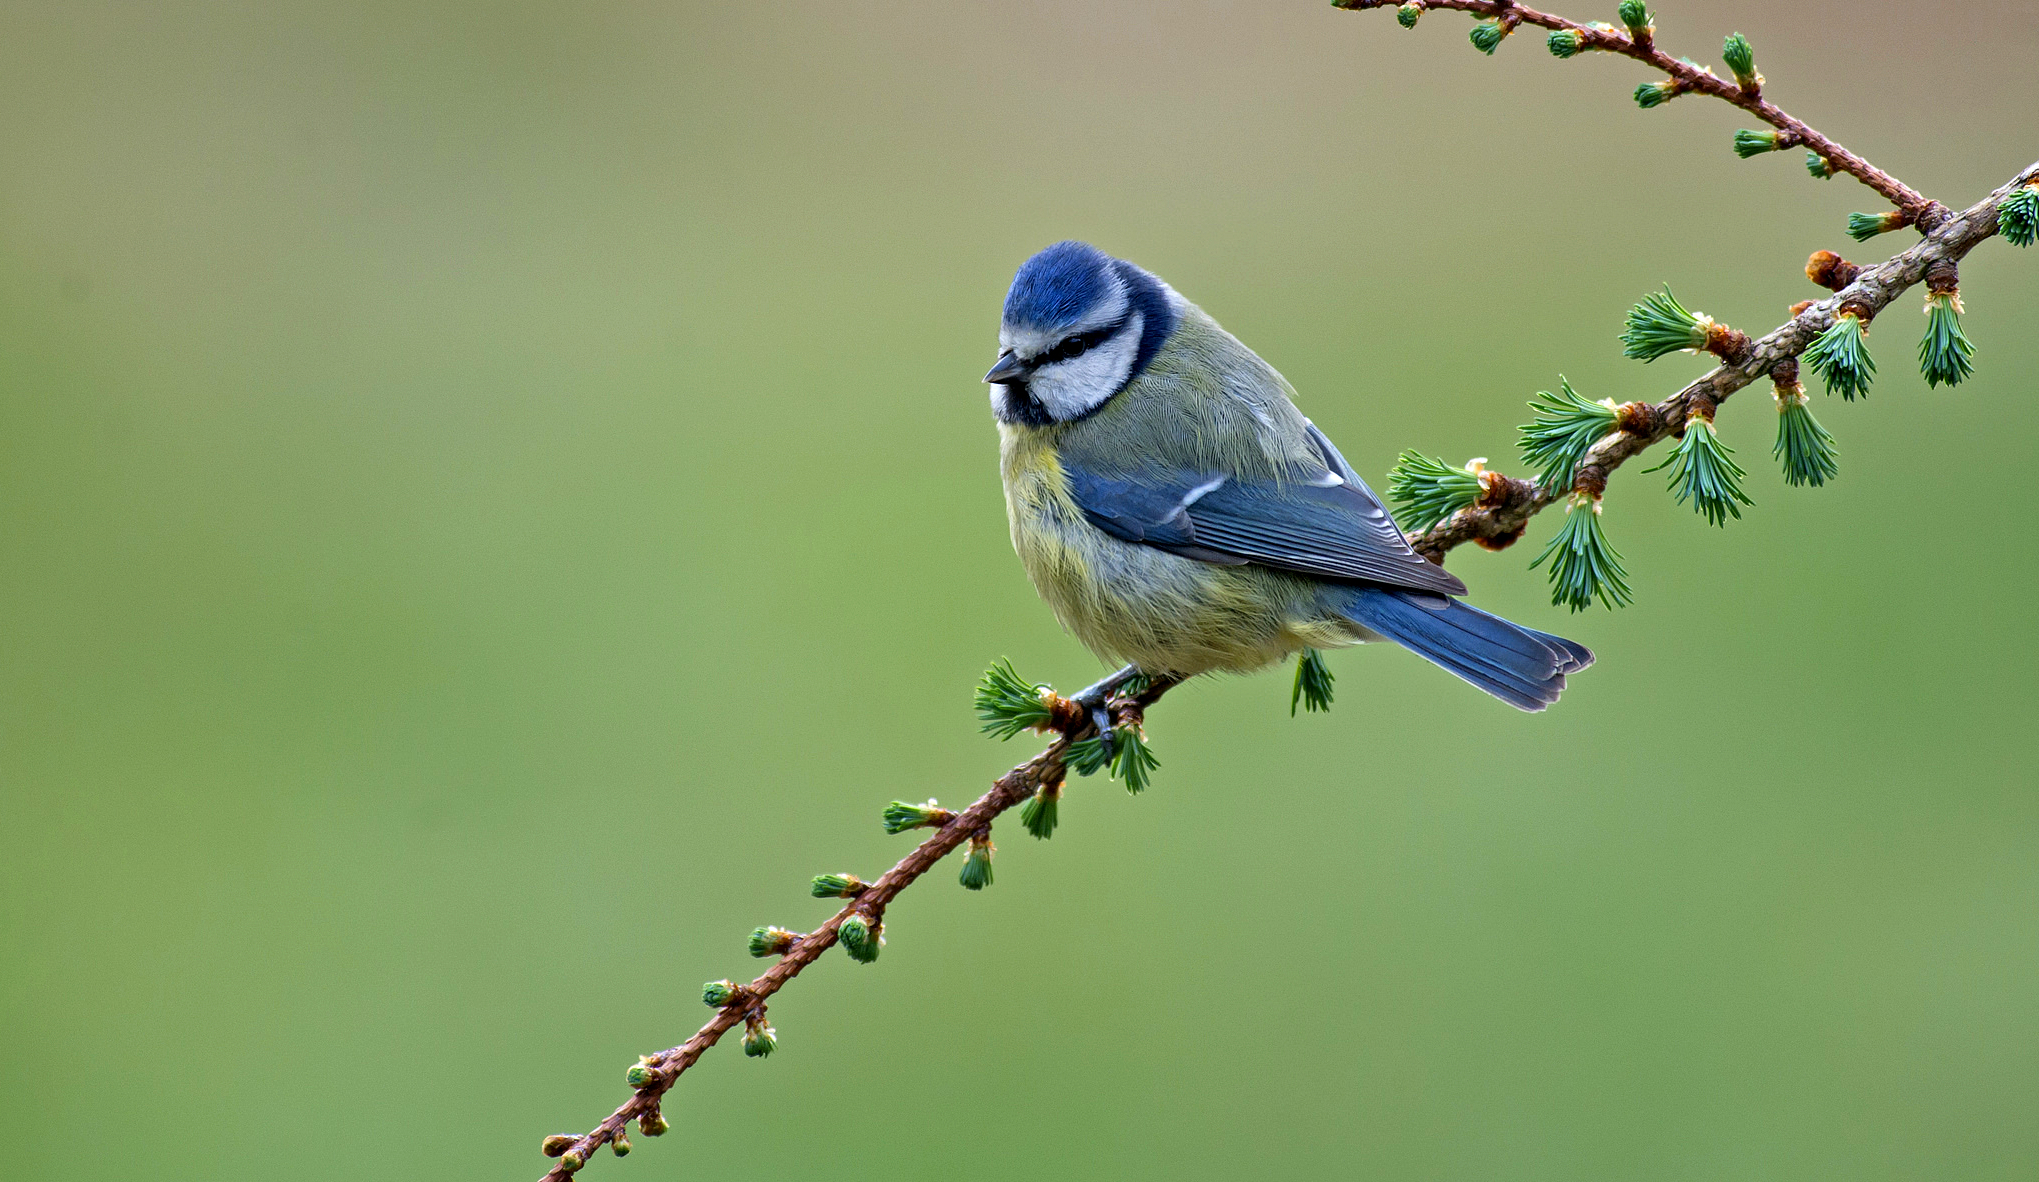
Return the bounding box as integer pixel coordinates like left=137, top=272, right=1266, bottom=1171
left=1803, top=312, right=1875, bottom=401
left=1518, top=377, right=1619, bottom=492
left=1722, top=32, right=1756, bottom=86
left=809, top=873, right=866, bottom=899
left=1547, top=29, right=1586, bottom=57
left=1846, top=210, right=1906, bottom=242
left=1019, top=785, right=1059, bottom=839
left=881, top=799, right=952, bottom=834
left=742, top=1021, right=776, bottom=1058
left=701, top=980, right=738, bottom=1007
left=1805, top=152, right=1835, bottom=180
left=838, top=913, right=881, bottom=962
left=1530, top=493, right=1633, bottom=611
left=1386, top=450, right=1482, bottom=533
left=1396, top=2, right=1420, bottom=29
left=958, top=837, right=994, bottom=891
left=1291, top=649, right=1335, bottom=715
left=1622, top=286, right=1711, bottom=361
left=1633, top=79, right=1678, bottom=108
left=1064, top=734, right=1110, bottom=777
left=1111, top=727, right=1159, bottom=794
left=1732, top=129, right=1782, bottom=158
left=1773, top=385, right=1838, bottom=488
left=1646, top=415, right=1752, bottom=527
left=1469, top=20, right=1507, bottom=53
left=975, top=659, right=1054, bottom=740
left=1919, top=291, right=1974, bottom=388
left=749, top=926, right=797, bottom=958
left=2001, top=186, right=2039, bottom=247
left=1065, top=721, right=1160, bottom=792
left=1617, top=0, right=1650, bottom=33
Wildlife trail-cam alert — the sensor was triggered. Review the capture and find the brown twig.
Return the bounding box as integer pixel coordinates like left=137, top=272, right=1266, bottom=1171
left=534, top=673, right=1175, bottom=1180
left=1336, top=0, right=1937, bottom=217
left=1406, top=161, right=2039, bottom=561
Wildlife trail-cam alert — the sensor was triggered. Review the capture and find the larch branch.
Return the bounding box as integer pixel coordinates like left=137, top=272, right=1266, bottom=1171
left=1404, top=160, right=2039, bottom=562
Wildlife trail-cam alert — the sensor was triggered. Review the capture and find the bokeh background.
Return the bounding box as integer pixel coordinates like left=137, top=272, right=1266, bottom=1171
left=4, top=2, right=2037, bottom=1179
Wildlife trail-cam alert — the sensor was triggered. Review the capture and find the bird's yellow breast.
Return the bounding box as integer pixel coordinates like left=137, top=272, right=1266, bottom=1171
left=997, top=424, right=1357, bottom=676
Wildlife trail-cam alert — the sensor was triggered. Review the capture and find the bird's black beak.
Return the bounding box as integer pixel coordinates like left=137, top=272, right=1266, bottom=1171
left=983, top=351, right=1029, bottom=385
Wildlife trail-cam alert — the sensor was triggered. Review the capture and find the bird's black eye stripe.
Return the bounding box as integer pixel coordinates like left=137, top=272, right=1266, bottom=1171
left=1034, top=320, right=1124, bottom=367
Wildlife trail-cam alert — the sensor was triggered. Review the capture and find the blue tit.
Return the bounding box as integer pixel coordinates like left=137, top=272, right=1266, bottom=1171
left=984, top=241, right=1592, bottom=711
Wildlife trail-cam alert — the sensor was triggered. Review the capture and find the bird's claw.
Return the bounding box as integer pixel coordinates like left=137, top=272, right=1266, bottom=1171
left=1088, top=704, right=1115, bottom=761
left=1067, top=664, right=1141, bottom=761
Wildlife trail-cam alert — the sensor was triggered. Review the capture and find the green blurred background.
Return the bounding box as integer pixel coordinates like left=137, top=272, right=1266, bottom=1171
left=4, top=2, right=2036, bottom=1179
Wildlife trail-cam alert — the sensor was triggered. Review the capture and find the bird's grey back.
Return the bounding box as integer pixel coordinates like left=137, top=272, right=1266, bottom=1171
left=1055, top=303, right=1320, bottom=481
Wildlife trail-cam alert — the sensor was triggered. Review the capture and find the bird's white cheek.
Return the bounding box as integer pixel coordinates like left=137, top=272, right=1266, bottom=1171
left=1027, top=319, right=1141, bottom=421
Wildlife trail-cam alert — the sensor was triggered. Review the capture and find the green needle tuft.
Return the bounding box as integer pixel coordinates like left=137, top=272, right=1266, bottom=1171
left=1919, top=290, right=1974, bottom=388
left=1111, top=726, right=1160, bottom=794
left=1772, top=383, right=1838, bottom=488
left=1622, top=286, right=1713, bottom=361
left=1617, top=0, right=1650, bottom=34
left=958, top=835, right=995, bottom=890
left=838, top=913, right=881, bottom=962
left=1999, top=185, right=2039, bottom=247
left=1846, top=210, right=1906, bottom=242
left=625, top=1059, right=657, bottom=1090
left=881, top=799, right=953, bottom=834
left=1722, top=32, right=1757, bottom=87
left=1396, top=2, right=1420, bottom=28
left=810, top=873, right=866, bottom=899
left=1547, top=29, right=1586, bottom=57
left=1071, top=725, right=1160, bottom=793
left=1064, top=734, right=1110, bottom=777
left=1386, top=450, right=1483, bottom=533
left=1291, top=649, right=1335, bottom=715
left=749, top=926, right=797, bottom=958
left=1519, top=378, right=1619, bottom=492
left=1803, top=312, right=1875, bottom=400
left=610, top=1133, right=631, bottom=1157
left=1633, top=79, right=1678, bottom=108
left=1733, top=129, right=1782, bottom=158
left=1646, top=413, right=1752, bottom=527
left=1469, top=20, right=1507, bottom=53
left=1531, top=493, right=1633, bottom=612
left=1805, top=152, right=1835, bottom=180
left=742, top=1019, right=776, bottom=1058
left=1020, top=784, right=1059, bottom=839
left=975, top=659, right=1055, bottom=739
left=701, top=979, right=739, bottom=1007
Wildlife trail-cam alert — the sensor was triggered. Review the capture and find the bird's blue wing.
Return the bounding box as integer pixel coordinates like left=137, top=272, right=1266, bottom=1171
left=1062, top=422, right=1468, bottom=596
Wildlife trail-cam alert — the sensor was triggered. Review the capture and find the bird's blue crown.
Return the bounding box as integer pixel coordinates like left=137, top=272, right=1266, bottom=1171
left=1002, top=241, right=1117, bottom=332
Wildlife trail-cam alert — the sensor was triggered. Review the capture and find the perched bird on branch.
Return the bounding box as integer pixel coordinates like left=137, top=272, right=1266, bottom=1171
left=985, top=240, right=1592, bottom=717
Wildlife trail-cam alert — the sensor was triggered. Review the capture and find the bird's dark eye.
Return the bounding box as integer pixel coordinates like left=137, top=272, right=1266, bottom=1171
left=1035, top=321, right=1123, bottom=367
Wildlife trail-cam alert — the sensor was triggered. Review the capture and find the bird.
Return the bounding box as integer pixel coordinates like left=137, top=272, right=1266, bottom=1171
left=983, top=240, right=1592, bottom=726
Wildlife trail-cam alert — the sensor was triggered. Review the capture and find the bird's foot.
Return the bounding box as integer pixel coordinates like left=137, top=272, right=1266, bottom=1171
left=1066, top=664, right=1145, bottom=759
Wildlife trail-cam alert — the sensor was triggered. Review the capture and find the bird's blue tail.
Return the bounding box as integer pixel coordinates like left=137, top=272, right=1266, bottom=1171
left=1338, top=587, right=1594, bottom=712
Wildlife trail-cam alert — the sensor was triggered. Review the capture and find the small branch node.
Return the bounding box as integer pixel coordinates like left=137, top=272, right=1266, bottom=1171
left=1805, top=250, right=1861, bottom=292
left=1614, top=401, right=1660, bottom=436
